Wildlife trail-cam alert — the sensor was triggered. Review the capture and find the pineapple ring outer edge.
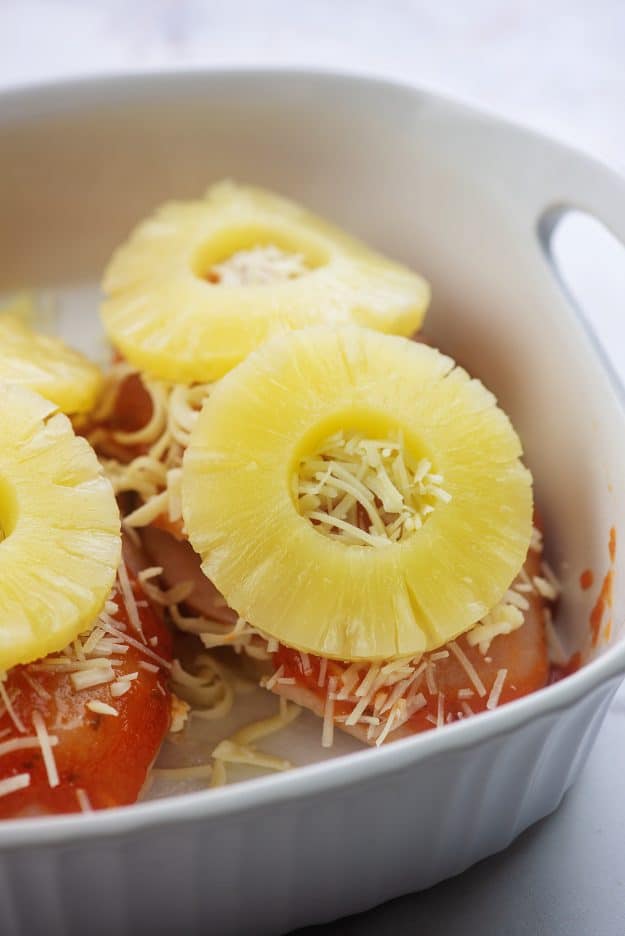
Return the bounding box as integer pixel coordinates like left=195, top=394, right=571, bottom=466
left=181, top=325, right=534, bottom=663
left=0, top=314, right=104, bottom=415
left=0, top=384, right=121, bottom=670
left=100, top=182, right=430, bottom=383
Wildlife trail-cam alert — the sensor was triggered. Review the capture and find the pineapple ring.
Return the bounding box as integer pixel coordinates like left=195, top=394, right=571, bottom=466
left=0, top=385, right=121, bottom=670
left=182, top=326, right=533, bottom=662
left=0, top=307, right=103, bottom=415
left=101, top=181, right=430, bottom=383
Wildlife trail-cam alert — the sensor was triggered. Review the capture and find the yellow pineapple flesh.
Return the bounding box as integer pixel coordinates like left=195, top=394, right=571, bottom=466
left=101, top=181, right=430, bottom=383
left=182, top=326, right=533, bottom=662
left=0, top=303, right=103, bottom=414
left=0, top=384, right=121, bottom=670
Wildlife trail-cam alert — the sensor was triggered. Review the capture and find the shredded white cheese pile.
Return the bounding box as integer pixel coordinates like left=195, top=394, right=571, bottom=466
left=82, top=362, right=212, bottom=531
left=0, top=564, right=171, bottom=803
left=151, top=657, right=302, bottom=789
left=208, top=245, right=308, bottom=287
left=143, top=525, right=558, bottom=755
left=295, top=430, right=451, bottom=546
left=262, top=545, right=560, bottom=747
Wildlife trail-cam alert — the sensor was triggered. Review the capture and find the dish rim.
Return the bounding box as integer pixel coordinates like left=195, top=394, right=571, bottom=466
left=1, top=65, right=625, bottom=850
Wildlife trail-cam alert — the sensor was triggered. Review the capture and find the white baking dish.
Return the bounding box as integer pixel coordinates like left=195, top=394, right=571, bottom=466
left=1, top=69, right=625, bottom=936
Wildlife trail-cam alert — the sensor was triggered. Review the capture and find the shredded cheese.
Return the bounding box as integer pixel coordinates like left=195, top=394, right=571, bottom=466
left=457, top=688, right=474, bottom=700
left=544, top=607, right=569, bottom=666
left=0, top=773, right=31, bottom=799
left=169, top=694, right=191, bottom=733
left=533, top=575, right=559, bottom=601
left=211, top=740, right=291, bottom=772
left=70, top=666, right=116, bottom=691
left=467, top=602, right=524, bottom=655
left=32, top=710, right=60, bottom=788
left=0, top=675, right=25, bottom=734
left=425, top=662, right=438, bottom=695
left=208, top=245, right=308, bottom=287
left=110, top=680, right=132, bottom=698
left=0, top=734, right=59, bottom=759
left=375, top=700, right=406, bottom=745
left=138, top=566, right=194, bottom=607
left=75, top=788, right=92, bottom=812
left=296, top=431, right=450, bottom=546
left=86, top=700, right=119, bottom=717
left=117, top=560, right=147, bottom=643
left=85, top=363, right=213, bottom=534
left=487, top=668, right=508, bottom=710
left=211, top=759, right=227, bottom=788
left=436, top=692, right=445, bottom=728
left=171, top=657, right=234, bottom=722
left=264, top=665, right=285, bottom=692
left=232, top=703, right=301, bottom=747
left=447, top=641, right=487, bottom=698
left=322, top=677, right=338, bottom=748
left=20, top=671, right=50, bottom=700
left=99, top=619, right=171, bottom=670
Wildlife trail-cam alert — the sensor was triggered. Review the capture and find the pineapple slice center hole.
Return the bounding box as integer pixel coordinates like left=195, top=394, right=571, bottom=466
left=193, top=225, right=328, bottom=286
left=0, top=476, right=18, bottom=544
left=294, top=429, right=451, bottom=547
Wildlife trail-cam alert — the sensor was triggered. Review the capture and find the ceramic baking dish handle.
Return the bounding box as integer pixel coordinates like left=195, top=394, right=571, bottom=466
left=531, top=144, right=625, bottom=395
left=535, top=145, right=625, bottom=247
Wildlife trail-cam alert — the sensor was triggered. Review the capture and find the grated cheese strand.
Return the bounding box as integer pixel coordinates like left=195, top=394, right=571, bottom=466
left=86, top=700, right=119, bottom=717
left=436, top=692, right=445, bottom=728
left=448, top=641, right=487, bottom=698
left=71, top=666, right=116, bottom=691
left=231, top=703, right=301, bottom=747
left=487, top=668, right=508, bottom=710
left=322, top=677, right=338, bottom=748
left=21, top=671, right=51, bottom=700
left=75, top=788, right=92, bottom=812
left=0, top=675, right=26, bottom=734
left=85, top=363, right=213, bottom=535
left=264, top=665, right=284, bottom=692
left=296, top=430, right=451, bottom=547
left=211, top=759, right=227, bottom=788
left=117, top=560, right=147, bottom=644
left=212, top=740, right=291, bottom=772
left=32, top=710, right=60, bottom=788
left=0, top=734, right=59, bottom=760
left=0, top=773, right=31, bottom=799
left=110, top=680, right=132, bottom=698
left=533, top=575, right=559, bottom=601
left=100, top=620, right=171, bottom=671
left=209, top=245, right=308, bottom=287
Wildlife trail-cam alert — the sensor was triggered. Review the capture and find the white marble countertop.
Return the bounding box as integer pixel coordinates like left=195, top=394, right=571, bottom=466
left=1, top=2, right=625, bottom=933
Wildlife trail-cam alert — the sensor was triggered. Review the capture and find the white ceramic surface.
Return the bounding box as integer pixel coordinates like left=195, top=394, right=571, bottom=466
left=1, top=70, right=625, bottom=935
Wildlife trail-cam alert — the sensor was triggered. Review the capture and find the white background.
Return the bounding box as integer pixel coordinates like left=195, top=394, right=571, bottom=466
left=2, top=2, right=625, bottom=933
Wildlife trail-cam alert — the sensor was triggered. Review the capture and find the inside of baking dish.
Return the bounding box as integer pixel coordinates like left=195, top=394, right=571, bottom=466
left=1, top=79, right=625, bottom=803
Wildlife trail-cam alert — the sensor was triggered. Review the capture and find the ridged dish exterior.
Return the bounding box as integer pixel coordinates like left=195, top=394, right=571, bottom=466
left=0, top=678, right=618, bottom=936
